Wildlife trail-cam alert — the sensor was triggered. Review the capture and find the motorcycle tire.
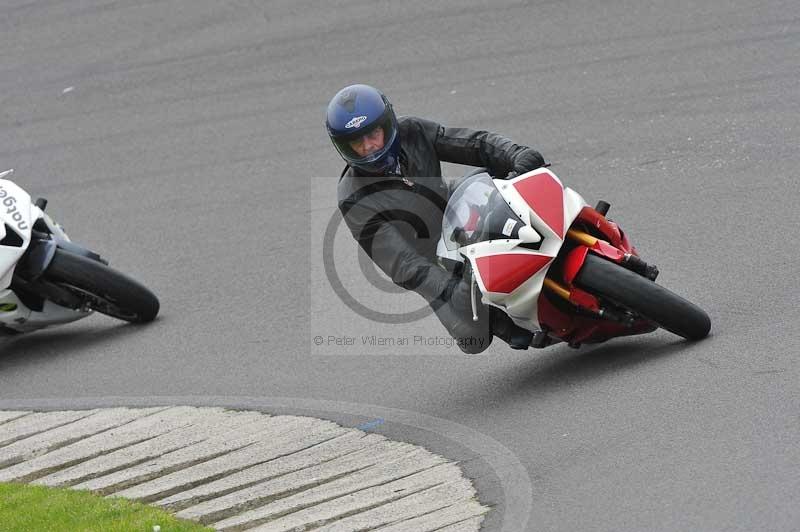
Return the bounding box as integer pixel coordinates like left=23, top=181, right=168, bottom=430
left=44, top=249, right=160, bottom=323
left=575, top=253, right=710, bottom=340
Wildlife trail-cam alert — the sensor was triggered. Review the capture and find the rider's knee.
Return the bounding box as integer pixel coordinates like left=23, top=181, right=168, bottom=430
left=455, top=333, right=492, bottom=354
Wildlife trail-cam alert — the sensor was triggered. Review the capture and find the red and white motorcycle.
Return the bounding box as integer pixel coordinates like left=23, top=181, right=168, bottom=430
left=0, top=169, right=159, bottom=335
left=437, top=168, right=710, bottom=348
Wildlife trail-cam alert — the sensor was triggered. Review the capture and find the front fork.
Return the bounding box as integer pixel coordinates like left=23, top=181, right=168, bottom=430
left=12, top=198, right=107, bottom=311
left=565, top=228, right=659, bottom=281
left=543, top=202, right=660, bottom=324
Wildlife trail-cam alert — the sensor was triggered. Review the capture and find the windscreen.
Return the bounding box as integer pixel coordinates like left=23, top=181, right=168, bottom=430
left=442, top=173, right=525, bottom=250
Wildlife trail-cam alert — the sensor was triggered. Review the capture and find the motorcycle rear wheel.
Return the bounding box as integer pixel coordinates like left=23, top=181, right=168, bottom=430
left=575, top=253, right=710, bottom=340
left=44, top=249, right=160, bottom=323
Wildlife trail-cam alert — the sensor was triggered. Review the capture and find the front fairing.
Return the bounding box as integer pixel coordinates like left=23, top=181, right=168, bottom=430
left=438, top=169, right=589, bottom=333
left=0, top=176, right=89, bottom=332
left=0, top=179, right=35, bottom=289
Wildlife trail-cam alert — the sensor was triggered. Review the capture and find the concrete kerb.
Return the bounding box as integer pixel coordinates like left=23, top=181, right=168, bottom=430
left=0, top=396, right=533, bottom=531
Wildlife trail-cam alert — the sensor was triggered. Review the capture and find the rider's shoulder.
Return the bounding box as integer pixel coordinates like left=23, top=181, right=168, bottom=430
left=397, top=115, right=442, bottom=141
left=337, top=166, right=355, bottom=191
left=397, top=115, right=440, bottom=129
left=337, top=167, right=376, bottom=204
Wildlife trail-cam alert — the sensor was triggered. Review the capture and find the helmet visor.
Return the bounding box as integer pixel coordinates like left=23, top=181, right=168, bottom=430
left=331, top=113, right=397, bottom=166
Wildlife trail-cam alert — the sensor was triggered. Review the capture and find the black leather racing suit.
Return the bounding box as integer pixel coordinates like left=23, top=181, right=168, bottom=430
left=337, top=116, right=545, bottom=353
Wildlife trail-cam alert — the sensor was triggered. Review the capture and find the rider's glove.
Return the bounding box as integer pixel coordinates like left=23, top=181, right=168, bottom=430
left=440, top=270, right=479, bottom=320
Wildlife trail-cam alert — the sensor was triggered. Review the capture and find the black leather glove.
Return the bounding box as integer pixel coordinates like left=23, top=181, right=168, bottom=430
left=444, top=276, right=474, bottom=316
left=444, top=257, right=485, bottom=316
left=508, top=151, right=547, bottom=178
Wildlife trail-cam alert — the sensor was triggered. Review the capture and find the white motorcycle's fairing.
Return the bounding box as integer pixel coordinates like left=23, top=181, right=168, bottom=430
left=0, top=175, right=90, bottom=332
left=0, top=179, right=34, bottom=290
left=459, top=169, right=588, bottom=332
left=0, top=289, right=91, bottom=332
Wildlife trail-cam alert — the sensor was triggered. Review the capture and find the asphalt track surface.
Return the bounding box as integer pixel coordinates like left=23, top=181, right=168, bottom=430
left=1, top=1, right=799, bottom=531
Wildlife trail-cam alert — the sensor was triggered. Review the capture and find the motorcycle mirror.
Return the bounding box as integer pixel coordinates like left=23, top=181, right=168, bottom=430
left=518, top=225, right=541, bottom=243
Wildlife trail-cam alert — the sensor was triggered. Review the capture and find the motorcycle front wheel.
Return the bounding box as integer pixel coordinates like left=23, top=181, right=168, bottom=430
left=575, top=253, right=710, bottom=340
left=44, top=249, right=160, bottom=323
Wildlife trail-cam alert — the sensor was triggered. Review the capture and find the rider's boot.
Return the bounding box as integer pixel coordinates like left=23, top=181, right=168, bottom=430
left=489, top=308, right=533, bottom=350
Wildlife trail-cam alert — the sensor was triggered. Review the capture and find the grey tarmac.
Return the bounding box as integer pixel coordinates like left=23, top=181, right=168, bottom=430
left=1, top=1, right=799, bottom=531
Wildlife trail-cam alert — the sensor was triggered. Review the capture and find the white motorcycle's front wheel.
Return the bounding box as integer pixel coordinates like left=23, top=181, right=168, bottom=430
left=44, top=249, right=160, bottom=323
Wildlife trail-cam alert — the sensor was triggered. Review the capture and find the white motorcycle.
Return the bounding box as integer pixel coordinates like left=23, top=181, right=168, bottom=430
left=0, top=169, right=159, bottom=335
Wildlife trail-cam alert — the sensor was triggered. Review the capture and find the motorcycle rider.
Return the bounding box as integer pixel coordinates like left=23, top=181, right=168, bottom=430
left=327, top=84, right=546, bottom=354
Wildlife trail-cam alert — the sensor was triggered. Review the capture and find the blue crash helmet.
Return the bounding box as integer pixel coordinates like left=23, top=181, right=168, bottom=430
left=326, top=84, right=401, bottom=175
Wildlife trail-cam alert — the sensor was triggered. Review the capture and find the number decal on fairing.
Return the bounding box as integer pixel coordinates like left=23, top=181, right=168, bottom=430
left=0, top=184, right=29, bottom=231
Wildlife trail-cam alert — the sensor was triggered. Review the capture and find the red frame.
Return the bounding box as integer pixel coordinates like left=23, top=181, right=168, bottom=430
left=538, top=206, right=656, bottom=345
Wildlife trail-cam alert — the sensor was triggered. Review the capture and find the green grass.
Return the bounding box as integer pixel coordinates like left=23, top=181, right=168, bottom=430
left=0, top=482, right=213, bottom=532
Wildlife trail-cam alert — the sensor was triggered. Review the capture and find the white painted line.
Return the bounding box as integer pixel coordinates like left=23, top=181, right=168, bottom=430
left=0, top=407, right=489, bottom=531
